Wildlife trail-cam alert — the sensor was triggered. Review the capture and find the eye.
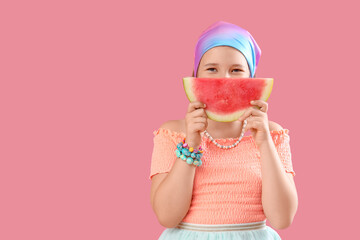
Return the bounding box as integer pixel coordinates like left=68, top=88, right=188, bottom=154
left=232, top=69, right=244, bottom=72
left=207, top=68, right=216, bottom=72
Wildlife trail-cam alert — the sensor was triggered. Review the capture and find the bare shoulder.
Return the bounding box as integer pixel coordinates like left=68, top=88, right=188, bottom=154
left=159, top=119, right=186, bottom=133
left=268, top=120, right=284, bottom=131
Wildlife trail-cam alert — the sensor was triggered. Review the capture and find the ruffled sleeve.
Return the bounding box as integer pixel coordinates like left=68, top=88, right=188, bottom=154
left=149, top=128, right=185, bottom=180
left=271, top=129, right=296, bottom=177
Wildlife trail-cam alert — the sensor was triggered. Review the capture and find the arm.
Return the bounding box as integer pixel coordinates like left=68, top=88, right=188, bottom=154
left=260, top=123, right=298, bottom=230
left=150, top=121, right=199, bottom=228
left=151, top=158, right=197, bottom=228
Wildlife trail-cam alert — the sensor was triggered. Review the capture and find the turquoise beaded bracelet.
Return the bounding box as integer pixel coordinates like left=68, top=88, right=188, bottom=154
left=174, top=138, right=203, bottom=167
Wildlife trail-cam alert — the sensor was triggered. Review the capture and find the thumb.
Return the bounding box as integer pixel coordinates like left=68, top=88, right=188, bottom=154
left=237, top=113, right=245, bottom=122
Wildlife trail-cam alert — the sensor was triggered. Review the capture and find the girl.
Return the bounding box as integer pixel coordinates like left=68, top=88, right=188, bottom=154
left=150, top=21, right=298, bottom=240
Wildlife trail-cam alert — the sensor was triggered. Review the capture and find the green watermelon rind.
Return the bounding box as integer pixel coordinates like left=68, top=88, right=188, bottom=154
left=183, top=77, right=196, bottom=102
left=183, top=77, right=274, bottom=122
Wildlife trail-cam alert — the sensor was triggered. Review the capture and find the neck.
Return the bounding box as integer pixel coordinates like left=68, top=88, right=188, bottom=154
left=206, top=118, right=244, bottom=137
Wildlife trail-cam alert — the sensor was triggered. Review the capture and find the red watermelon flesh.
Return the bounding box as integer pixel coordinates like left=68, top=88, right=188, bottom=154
left=183, top=77, right=274, bottom=122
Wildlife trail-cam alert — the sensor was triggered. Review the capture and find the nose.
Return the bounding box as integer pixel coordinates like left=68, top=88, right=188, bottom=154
left=224, top=72, right=231, bottom=78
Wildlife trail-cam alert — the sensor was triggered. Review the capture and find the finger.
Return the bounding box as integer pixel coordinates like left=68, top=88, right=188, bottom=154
left=244, top=119, right=258, bottom=132
left=193, top=116, right=208, bottom=124
left=187, top=101, right=206, bottom=113
left=245, top=119, right=263, bottom=132
left=237, top=111, right=247, bottom=122
left=239, top=108, right=263, bottom=121
left=190, top=108, right=207, bottom=118
left=250, top=100, right=268, bottom=112
left=193, top=122, right=207, bottom=131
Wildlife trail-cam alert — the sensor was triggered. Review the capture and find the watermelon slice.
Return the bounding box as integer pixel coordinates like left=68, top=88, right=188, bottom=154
left=183, top=77, right=274, bottom=122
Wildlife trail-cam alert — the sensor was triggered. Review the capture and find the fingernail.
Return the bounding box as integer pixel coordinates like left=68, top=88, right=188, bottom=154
left=250, top=101, right=254, bottom=104
left=204, top=104, right=206, bottom=107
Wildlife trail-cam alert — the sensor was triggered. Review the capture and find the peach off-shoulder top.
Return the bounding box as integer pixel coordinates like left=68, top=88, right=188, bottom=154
left=149, top=127, right=296, bottom=225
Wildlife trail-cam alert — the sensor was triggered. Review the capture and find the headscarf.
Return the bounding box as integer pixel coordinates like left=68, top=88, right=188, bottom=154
left=193, top=21, right=261, bottom=78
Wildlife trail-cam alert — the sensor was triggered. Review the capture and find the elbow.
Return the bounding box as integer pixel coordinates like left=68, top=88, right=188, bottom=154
left=157, top=214, right=180, bottom=228
left=159, top=221, right=179, bottom=229
left=272, top=222, right=290, bottom=230
left=152, top=201, right=189, bottom=229
left=267, top=199, right=298, bottom=230
left=154, top=206, right=181, bottom=228
left=151, top=204, right=181, bottom=228
left=271, top=217, right=294, bottom=230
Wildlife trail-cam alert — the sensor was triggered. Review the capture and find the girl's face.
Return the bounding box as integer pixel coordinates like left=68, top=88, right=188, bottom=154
left=196, top=46, right=251, bottom=78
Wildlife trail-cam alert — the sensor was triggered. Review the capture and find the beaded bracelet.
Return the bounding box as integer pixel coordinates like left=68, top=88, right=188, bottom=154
left=174, top=138, right=203, bottom=167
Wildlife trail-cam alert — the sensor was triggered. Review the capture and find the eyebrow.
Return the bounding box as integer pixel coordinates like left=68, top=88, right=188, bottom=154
left=204, top=63, right=246, bottom=68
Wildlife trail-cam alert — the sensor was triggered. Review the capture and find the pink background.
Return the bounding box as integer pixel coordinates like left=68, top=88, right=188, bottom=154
left=1, top=0, right=359, bottom=239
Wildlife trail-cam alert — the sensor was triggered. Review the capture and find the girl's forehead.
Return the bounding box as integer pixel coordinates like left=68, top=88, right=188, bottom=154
left=200, top=47, right=248, bottom=64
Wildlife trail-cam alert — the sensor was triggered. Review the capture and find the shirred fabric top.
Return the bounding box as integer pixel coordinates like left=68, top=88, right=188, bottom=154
left=149, top=127, right=296, bottom=224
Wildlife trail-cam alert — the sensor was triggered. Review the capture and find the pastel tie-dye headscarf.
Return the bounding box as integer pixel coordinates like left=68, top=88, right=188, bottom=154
left=193, top=21, right=261, bottom=78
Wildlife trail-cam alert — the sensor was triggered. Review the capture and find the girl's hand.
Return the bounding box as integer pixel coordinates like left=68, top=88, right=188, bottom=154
left=237, top=100, right=271, bottom=148
left=185, top=101, right=208, bottom=148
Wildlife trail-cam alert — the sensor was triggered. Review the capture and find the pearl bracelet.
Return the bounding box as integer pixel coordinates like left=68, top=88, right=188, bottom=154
left=174, top=138, right=203, bottom=166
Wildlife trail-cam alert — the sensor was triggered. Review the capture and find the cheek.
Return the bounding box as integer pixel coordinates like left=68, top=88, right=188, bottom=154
left=197, top=70, right=209, bottom=78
